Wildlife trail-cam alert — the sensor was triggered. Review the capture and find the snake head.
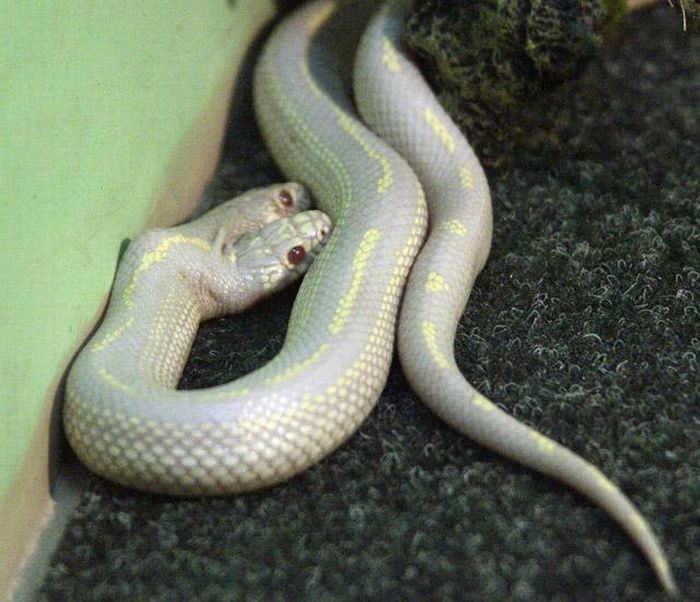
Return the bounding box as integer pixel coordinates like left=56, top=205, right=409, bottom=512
left=197, top=183, right=313, bottom=255
left=232, top=209, right=332, bottom=292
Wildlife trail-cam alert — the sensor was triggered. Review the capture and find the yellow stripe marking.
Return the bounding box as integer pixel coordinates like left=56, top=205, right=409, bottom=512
left=265, top=344, right=329, bottom=385
left=422, top=320, right=450, bottom=369
left=337, top=114, right=394, bottom=193
left=424, top=108, right=455, bottom=153
left=656, top=555, right=672, bottom=581
left=459, top=166, right=475, bottom=190
left=98, top=368, right=135, bottom=394
left=530, top=430, right=556, bottom=453
left=382, top=38, right=401, bottom=72
left=472, top=393, right=495, bottom=412
left=123, top=235, right=210, bottom=308
left=630, top=512, right=648, bottom=533
left=330, top=229, right=381, bottom=334
left=297, top=12, right=395, bottom=196
left=306, top=2, right=335, bottom=35
left=426, top=272, right=449, bottom=293
left=587, top=465, right=617, bottom=492
left=443, top=219, right=468, bottom=237
left=91, top=317, right=135, bottom=352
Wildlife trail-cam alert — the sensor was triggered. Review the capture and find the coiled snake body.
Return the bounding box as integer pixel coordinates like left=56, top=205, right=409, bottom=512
left=64, top=0, right=676, bottom=593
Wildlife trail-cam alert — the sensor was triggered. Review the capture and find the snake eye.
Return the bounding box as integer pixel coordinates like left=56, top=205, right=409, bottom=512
left=287, top=245, right=306, bottom=265
left=278, top=189, right=294, bottom=207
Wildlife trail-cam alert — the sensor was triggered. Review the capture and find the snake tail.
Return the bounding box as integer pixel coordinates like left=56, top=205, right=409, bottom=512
left=354, top=1, right=676, bottom=594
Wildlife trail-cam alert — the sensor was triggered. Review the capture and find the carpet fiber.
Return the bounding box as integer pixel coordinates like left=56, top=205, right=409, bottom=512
left=41, top=5, right=698, bottom=601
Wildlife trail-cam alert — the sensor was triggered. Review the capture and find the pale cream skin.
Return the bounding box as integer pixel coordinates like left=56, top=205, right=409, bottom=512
left=65, top=0, right=677, bottom=594
left=357, top=1, right=675, bottom=594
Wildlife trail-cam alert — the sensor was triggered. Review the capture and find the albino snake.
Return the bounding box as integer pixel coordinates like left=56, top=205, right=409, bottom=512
left=64, top=0, right=676, bottom=593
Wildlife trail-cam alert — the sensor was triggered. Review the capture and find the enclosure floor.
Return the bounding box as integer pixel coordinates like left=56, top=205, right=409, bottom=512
left=39, top=7, right=699, bottom=601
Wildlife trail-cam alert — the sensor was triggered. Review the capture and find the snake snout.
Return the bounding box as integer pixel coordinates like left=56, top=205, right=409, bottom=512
left=307, top=209, right=333, bottom=246
left=280, top=209, right=332, bottom=272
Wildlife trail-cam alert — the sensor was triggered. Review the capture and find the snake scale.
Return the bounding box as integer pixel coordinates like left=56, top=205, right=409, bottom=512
left=63, top=0, right=676, bottom=593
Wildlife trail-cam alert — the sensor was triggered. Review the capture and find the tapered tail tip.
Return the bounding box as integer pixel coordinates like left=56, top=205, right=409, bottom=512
left=657, top=560, right=679, bottom=597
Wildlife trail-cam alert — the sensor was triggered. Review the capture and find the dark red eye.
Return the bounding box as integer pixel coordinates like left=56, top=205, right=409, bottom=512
left=287, top=245, right=306, bottom=265
left=279, top=189, right=294, bottom=207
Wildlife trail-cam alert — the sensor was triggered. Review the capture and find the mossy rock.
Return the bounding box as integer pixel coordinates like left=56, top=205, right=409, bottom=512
left=404, top=0, right=625, bottom=166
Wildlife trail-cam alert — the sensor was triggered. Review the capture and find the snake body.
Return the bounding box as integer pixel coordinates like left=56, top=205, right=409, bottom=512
left=356, top=1, right=676, bottom=593
left=64, top=0, right=675, bottom=593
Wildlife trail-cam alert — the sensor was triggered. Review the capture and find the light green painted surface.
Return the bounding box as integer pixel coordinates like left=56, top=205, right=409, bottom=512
left=0, top=0, right=274, bottom=502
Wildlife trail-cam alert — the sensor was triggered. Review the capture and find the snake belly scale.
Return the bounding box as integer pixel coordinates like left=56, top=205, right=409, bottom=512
left=64, top=0, right=676, bottom=593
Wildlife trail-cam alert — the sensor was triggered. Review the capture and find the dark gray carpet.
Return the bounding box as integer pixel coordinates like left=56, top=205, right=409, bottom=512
left=41, top=5, right=698, bottom=601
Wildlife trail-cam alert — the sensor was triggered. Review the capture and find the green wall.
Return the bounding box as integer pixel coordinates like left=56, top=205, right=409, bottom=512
left=0, top=0, right=273, bottom=502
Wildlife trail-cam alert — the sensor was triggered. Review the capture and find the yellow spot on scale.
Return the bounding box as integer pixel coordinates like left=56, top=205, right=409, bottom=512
left=422, top=320, right=450, bottom=369
left=329, top=229, right=381, bottom=334
left=382, top=38, right=401, bottom=72
left=587, top=465, right=617, bottom=492
left=91, top=317, right=135, bottom=352
left=123, top=235, right=210, bottom=308
left=337, top=114, right=393, bottom=193
left=529, top=430, right=556, bottom=453
left=472, top=394, right=494, bottom=412
left=306, top=1, right=335, bottom=35
left=630, top=512, right=648, bottom=533
left=459, top=166, right=475, bottom=190
left=424, top=108, right=455, bottom=153
left=443, top=219, right=468, bottom=237
left=426, top=272, right=449, bottom=293
left=98, top=368, right=135, bottom=394
left=656, top=555, right=672, bottom=581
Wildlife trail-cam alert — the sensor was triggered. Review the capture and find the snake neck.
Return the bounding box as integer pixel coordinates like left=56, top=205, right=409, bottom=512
left=104, top=267, right=203, bottom=389
left=88, top=229, right=240, bottom=390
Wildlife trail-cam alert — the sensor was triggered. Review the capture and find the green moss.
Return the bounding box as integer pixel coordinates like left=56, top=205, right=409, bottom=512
left=404, top=1, right=618, bottom=166
left=526, top=0, right=606, bottom=79
left=601, top=0, right=627, bottom=25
